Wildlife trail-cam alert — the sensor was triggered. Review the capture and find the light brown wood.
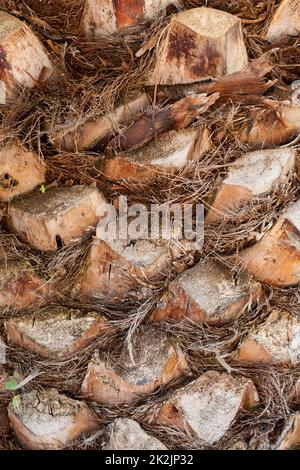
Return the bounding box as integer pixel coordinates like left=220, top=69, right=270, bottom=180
left=151, top=258, right=262, bottom=325
left=266, top=0, right=300, bottom=42
left=156, top=371, right=259, bottom=444
left=0, top=11, right=53, bottom=105
left=102, top=127, right=211, bottom=181
left=6, top=186, right=108, bottom=251
left=147, top=7, right=248, bottom=86
left=79, top=229, right=186, bottom=297
left=206, top=148, right=296, bottom=223
left=81, top=328, right=188, bottom=404
left=243, top=198, right=300, bottom=287
left=48, top=93, right=151, bottom=152
left=104, top=418, right=168, bottom=450
left=0, top=141, right=46, bottom=202
left=8, top=388, right=99, bottom=450
left=236, top=310, right=300, bottom=365
left=0, top=259, right=47, bottom=310
left=242, top=101, right=300, bottom=147
left=5, top=308, right=109, bottom=359
left=81, top=0, right=182, bottom=38
left=105, top=93, right=218, bottom=153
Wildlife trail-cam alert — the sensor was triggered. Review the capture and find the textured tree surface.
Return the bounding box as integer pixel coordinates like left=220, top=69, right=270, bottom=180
left=0, top=142, right=46, bottom=201
left=0, top=11, right=53, bottom=105
left=265, top=0, right=300, bottom=42
left=147, top=7, right=248, bottom=85
left=81, top=0, right=183, bottom=38
left=81, top=328, right=188, bottom=404
left=1, top=0, right=300, bottom=452
left=206, top=148, right=296, bottom=223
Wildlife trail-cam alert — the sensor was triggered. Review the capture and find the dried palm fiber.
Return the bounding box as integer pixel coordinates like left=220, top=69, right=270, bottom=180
left=1, top=0, right=300, bottom=451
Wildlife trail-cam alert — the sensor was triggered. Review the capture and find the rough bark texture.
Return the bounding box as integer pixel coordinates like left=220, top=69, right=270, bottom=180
left=274, top=413, right=300, bottom=450
left=0, top=367, right=9, bottom=436
left=0, top=337, right=6, bottom=364
left=236, top=310, right=300, bottom=365
left=1, top=0, right=300, bottom=453
left=156, top=371, right=259, bottom=444
left=0, top=259, right=47, bottom=309
left=266, top=0, right=300, bottom=42
left=151, top=258, right=262, bottom=324
left=105, top=93, right=218, bottom=153
left=243, top=198, right=300, bottom=287
left=79, top=228, right=186, bottom=297
left=0, top=11, right=53, bottom=105
left=147, top=7, right=248, bottom=85
left=81, top=0, right=183, bottom=38
left=8, top=389, right=99, bottom=450
left=6, top=186, right=108, bottom=251
left=49, top=93, right=151, bottom=152
left=5, top=308, right=109, bottom=359
left=206, top=148, right=296, bottom=223
left=81, top=328, right=188, bottom=404
left=104, top=418, right=168, bottom=450
left=102, top=127, right=211, bottom=181
left=242, top=102, right=300, bottom=148
left=0, top=141, right=46, bottom=201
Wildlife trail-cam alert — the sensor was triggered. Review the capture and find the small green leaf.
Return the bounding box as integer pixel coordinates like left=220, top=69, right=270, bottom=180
left=40, top=184, right=46, bottom=194
left=4, top=378, right=18, bottom=391
left=12, top=395, right=21, bottom=411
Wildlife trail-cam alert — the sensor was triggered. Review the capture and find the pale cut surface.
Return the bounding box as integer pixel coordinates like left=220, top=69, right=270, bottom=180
left=113, top=329, right=181, bottom=385
left=176, top=258, right=256, bottom=317
left=243, top=197, right=300, bottom=287
left=266, top=0, right=300, bottom=41
left=148, top=7, right=248, bottom=85
left=119, top=128, right=202, bottom=166
left=105, top=418, right=167, bottom=450
left=81, top=0, right=182, bottom=38
left=80, top=222, right=184, bottom=296
left=8, top=389, right=99, bottom=450
left=151, top=257, right=261, bottom=324
left=206, top=148, right=296, bottom=223
left=0, top=11, right=53, bottom=105
left=0, top=10, right=21, bottom=40
left=6, top=186, right=108, bottom=251
left=224, top=148, right=296, bottom=195
left=178, top=6, right=238, bottom=36
left=8, top=186, right=101, bottom=217
left=0, top=142, right=46, bottom=201
left=0, top=259, right=46, bottom=309
left=237, top=310, right=300, bottom=365
left=103, top=127, right=211, bottom=181
left=157, top=371, right=259, bottom=444
left=285, top=198, right=300, bottom=232
left=106, top=238, right=170, bottom=267
left=81, top=327, right=188, bottom=404
left=5, top=308, right=109, bottom=358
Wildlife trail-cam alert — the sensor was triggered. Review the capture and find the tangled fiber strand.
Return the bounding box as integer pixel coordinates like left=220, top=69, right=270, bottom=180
left=1, top=0, right=300, bottom=451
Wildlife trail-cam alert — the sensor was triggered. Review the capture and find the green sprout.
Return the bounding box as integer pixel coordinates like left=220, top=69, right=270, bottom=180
left=4, top=370, right=21, bottom=391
